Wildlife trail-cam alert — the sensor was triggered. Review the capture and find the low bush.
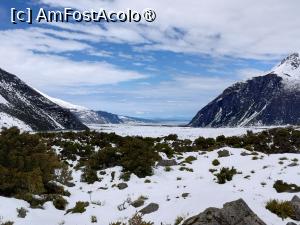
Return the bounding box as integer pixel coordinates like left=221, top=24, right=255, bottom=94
left=212, top=159, right=220, bottom=166
left=53, top=196, right=68, bottom=210
left=273, top=180, right=300, bottom=193
left=215, top=167, right=237, bottom=184
left=266, top=199, right=294, bottom=219
left=66, top=201, right=89, bottom=214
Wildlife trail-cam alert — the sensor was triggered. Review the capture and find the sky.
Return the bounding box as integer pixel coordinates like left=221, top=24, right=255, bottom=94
left=0, top=0, right=299, bottom=120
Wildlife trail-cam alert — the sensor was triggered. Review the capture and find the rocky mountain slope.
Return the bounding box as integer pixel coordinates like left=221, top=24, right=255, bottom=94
left=44, top=94, right=154, bottom=125
left=0, top=68, right=87, bottom=131
left=189, top=53, right=300, bottom=127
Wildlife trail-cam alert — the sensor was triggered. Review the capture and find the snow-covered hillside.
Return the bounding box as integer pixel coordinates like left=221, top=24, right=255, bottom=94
left=0, top=68, right=87, bottom=131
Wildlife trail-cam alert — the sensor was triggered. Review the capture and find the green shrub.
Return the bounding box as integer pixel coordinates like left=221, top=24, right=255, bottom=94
left=91, top=215, right=97, bottom=223
left=174, top=216, right=184, bottom=225
left=212, top=159, right=220, bottom=166
left=81, top=167, right=98, bottom=184
left=179, top=167, right=193, bottom=172
left=66, top=201, right=89, bottom=214
left=183, top=156, right=197, bottom=164
left=273, top=180, right=300, bottom=193
left=0, top=127, right=63, bottom=199
left=215, top=167, right=237, bottom=184
left=164, top=166, right=172, bottom=172
left=1, top=221, right=14, bottom=225
left=266, top=199, right=294, bottom=219
left=53, top=196, right=68, bottom=210
left=120, top=172, right=131, bottom=181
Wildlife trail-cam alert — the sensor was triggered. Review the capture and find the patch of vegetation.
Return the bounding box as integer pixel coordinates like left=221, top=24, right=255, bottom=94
left=110, top=213, right=153, bottom=225
left=266, top=199, right=295, bottom=219
left=273, top=180, right=300, bottom=193
left=66, top=201, right=89, bottom=214
left=215, top=167, right=237, bottom=184
left=183, top=156, right=197, bottom=164
left=179, top=167, right=194, bottom=172
left=0, top=128, right=68, bottom=206
left=53, top=195, right=68, bottom=210
left=91, top=216, right=97, bottom=223
left=212, top=159, right=220, bottom=166
left=174, top=216, right=184, bottom=225
left=164, top=166, right=172, bottom=172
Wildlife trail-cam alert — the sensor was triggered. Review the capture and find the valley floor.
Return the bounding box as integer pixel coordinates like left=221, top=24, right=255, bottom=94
left=88, top=124, right=270, bottom=140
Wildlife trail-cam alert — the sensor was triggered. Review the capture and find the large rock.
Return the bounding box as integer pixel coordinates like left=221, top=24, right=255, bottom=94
left=183, top=199, right=266, bottom=225
left=139, top=203, right=159, bottom=215
left=291, top=195, right=300, bottom=221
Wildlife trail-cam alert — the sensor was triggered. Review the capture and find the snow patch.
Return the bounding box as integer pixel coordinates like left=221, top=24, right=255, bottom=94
left=0, top=112, right=32, bottom=131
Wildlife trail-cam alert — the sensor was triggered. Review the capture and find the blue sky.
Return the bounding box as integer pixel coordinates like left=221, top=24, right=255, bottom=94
left=0, top=0, right=299, bottom=120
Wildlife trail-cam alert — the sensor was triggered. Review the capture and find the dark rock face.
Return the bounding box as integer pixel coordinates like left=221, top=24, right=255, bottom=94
left=189, top=73, right=300, bottom=127
left=183, top=199, right=266, bottom=225
left=0, top=68, right=87, bottom=131
left=139, top=203, right=159, bottom=215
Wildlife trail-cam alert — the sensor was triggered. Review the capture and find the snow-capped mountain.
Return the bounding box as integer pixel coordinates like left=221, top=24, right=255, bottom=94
left=43, top=93, right=154, bottom=125
left=189, top=53, right=300, bottom=127
left=0, top=68, right=87, bottom=131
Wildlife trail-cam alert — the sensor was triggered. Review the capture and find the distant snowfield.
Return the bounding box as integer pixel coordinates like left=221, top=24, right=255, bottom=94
left=88, top=123, right=271, bottom=140
left=1, top=147, right=299, bottom=225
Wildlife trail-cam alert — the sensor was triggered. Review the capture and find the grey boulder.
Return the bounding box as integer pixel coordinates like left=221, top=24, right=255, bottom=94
left=139, top=203, right=159, bottom=215
left=183, top=199, right=266, bottom=225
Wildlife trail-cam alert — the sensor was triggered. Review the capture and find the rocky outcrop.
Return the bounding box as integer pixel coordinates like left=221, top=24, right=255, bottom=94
left=182, top=199, right=266, bottom=225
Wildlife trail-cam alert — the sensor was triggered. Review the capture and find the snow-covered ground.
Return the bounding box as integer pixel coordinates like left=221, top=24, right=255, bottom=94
left=1, top=147, right=299, bottom=225
left=88, top=123, right=270, bottom=140
left=1, top=126, right=299, bottom=225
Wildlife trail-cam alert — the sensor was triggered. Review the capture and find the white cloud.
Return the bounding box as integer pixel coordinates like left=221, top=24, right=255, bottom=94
left=38, top=0, right=300, bottom=60
left=0, top=28, right=146, bottom=91
left=236, top=68, right=267, bottom=80
left=73, top=75, right=234, bottom=118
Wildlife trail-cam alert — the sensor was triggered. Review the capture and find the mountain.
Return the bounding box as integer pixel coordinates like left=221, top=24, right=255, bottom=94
left=0, top=68, right=87, bottom=131
left=44, top=94, right=154, bottom=125
left=189, top=53, right=300, bottom=127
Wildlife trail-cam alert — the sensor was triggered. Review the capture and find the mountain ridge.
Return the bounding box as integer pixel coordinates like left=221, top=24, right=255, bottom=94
left=189, top=53, right=300, bottom=127
left=0, top=68, right=87, bottom=131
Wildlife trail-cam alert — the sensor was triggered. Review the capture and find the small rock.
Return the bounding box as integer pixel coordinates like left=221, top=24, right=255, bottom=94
left=182, top=193, right=190, bottom=198
left=139, top=203, right=159, bottom=215
left=286, top=222, right=297, bottom=225
left=217, top=149, right=230, bottom=158
left=117, top=183, right=128, bottom=190
left=157, top=159, right=178, bottom=167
